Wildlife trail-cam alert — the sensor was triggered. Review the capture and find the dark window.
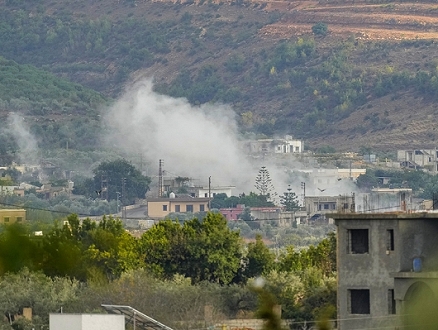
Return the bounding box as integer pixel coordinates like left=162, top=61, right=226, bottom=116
left=4, top=217, right=9, bottom=223
left=175, top=205, right=180, bottom=212
left=388, top=289, right=396, bottom=314
left=16, top=217, right=23, bottom=222
left=200, top=204, right=205, bottom=212
left=324, top=204, right=329, bottom=210
left=343, top=203, right=349, bottom=210
left=162, top=205, right=168, bottom=211
left=349, top=289, right=370, bottom=314
left=186, top=205, right=193, bottom=212
left=387, top=229, right=394, bottom=251
left=204, top=193, right=208, bottom=197
left=348, top=229, right=369, bottom=254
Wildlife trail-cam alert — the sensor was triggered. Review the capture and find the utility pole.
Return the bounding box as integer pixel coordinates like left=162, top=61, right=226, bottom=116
left=301, top=182, right=306, bottom=207
left=208, top=176, right=211, bottom=210
left=351, top=192, right=356, bottom=213
left=116, top=192, right=121, bottom=214
left=122, top=177, right=126, bottom=220
left=158, top=159, right=164, bottom=197
left=101, top=175, right=108, bottom=201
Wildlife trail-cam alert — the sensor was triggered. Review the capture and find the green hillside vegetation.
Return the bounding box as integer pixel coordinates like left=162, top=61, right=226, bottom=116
left=0, top=57, right=107, bottom=153
left=0, top=1, right=438, bottom=151
left=0, top=213, right=337, bottom=329
left=0, top=57, right=105, bottom=115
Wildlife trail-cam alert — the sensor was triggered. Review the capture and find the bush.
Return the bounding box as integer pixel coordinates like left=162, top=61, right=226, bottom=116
left=312, top=22, right=328, bottom=36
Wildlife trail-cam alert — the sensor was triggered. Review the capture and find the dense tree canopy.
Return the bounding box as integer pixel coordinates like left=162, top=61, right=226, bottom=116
left=210, top=192, right=275, bottom=209
left=141, top=213, right=242, bottom=285
left=0, top=211, right=337, bottom=328
left=73, top=159, right=151, bottom=204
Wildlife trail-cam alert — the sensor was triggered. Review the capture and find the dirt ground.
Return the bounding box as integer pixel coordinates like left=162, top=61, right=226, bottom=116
left=259, top=0, right=438, bottom=40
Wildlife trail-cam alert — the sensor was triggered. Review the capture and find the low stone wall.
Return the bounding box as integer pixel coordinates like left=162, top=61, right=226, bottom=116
left=215, top=319, right=292, bottom=330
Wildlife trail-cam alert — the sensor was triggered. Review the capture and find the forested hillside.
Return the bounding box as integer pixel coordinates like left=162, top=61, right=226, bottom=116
left=1, top=0, right=438, bottom=152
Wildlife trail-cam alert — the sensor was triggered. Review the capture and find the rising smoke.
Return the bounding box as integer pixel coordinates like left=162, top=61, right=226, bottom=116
left=102, top=79, right=360, bottom=198
left=103, top=79, right=262, bottom=192
left=6, top=113, right=39, bottom=165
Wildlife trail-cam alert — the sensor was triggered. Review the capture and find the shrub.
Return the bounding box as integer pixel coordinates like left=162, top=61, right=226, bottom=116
left=312, top=22, right=328, bottom=36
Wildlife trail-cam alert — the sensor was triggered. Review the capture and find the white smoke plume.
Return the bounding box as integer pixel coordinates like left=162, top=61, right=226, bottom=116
left=102, top=79, right=361, bottom=199
left=103, top=79, right=260, bottom=192
left=6, top=113, right=39, bottom=165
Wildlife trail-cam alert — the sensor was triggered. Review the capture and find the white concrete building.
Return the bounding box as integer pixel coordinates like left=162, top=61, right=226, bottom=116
left=194, top=185, right=235, bottom=198
left=244, top=135, right=304, bottom=154
left=50, top=314, right=125, bottom=330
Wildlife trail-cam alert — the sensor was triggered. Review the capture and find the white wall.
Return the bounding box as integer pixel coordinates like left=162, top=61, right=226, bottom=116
left=50, top=314, right=125, bottom=330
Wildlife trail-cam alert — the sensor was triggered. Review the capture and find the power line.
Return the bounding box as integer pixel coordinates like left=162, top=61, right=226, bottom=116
left=0, top=201, right=94, bottom=217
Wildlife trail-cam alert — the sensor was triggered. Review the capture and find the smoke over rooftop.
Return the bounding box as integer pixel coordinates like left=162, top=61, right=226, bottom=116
left=102, top=79, right=362, bottom=198
left=102, top=79, right=258, bottom=191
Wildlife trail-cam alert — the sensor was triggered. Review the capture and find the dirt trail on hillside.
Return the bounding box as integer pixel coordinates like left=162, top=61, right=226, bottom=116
left=259, top=0, right=438, bottom=39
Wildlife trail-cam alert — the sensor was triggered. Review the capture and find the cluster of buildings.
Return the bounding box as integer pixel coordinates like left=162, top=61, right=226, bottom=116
left=0, top=161, right=74, bottom=199
left=3, top=139, right=438, bottom=329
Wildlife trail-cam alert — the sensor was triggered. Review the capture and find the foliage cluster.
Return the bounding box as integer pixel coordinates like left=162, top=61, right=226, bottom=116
left=73, top=159, right=151, bottom=204
left=210, top=192, right=275, bottom=209
left=0, top=57, right=106, bottom=153
left=0, top=212, right=337, bottom=329
left=0, top=11, right=190, bottom=87
left=0, top=57, right=105, bottom=116
left=0, top=3, right=437, bottom=155
left=0, top=215, right=138, bottom=282
left=356, top=168, right=438, bottom=199
left=312, top=22, right=329, bottom=36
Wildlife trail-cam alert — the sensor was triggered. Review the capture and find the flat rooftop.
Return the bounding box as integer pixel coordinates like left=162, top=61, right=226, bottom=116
left=331, top=211, right=438, bottom=220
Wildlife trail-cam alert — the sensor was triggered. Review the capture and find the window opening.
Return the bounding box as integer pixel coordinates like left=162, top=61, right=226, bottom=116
left=387, top=229, right=394, bottom=251
left=388, top=289, right=396, bottom=314
left=349, top=289, right=370, bottom=314
left=348, top=229, right=369, bottom=254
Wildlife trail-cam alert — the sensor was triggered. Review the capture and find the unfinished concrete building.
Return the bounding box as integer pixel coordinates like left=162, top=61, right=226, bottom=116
left=333, top=212, right=438, bottom=329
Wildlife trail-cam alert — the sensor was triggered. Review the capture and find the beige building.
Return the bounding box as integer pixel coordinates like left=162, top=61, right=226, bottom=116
left=305, top=195, right=355, bottom=217
left=397, top=149, right=438, bottom=173
left=147, top=197, right=210, bottom=219
left=0, top=209, right=26, bottom=224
